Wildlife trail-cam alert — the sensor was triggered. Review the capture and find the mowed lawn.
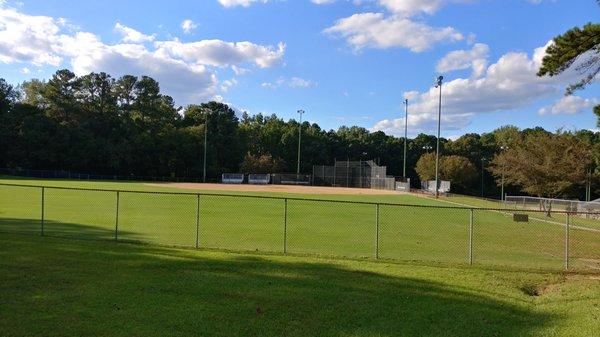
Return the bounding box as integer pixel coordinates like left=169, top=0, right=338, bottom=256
left=0, top=177, right=599, bottom=270
left=1, top=233, right=599, bottom=337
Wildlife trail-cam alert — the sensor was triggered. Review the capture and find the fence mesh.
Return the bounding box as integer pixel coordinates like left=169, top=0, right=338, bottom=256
left=287, top=199, right=375, bottom=257
left=1, top=183, right=599, bottom=271
left=0, top=184, right=40, bottom=234
left=44, top=188, right=115, bottom=240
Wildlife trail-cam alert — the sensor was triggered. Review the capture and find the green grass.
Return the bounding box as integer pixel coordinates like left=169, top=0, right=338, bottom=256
left=1, top=233, right=599, bottom=337
left=0, top=176, right=599, bottom=270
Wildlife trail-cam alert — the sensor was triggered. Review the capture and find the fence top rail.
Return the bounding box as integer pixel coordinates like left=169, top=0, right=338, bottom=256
left=2, top=182, right=600, bottom=215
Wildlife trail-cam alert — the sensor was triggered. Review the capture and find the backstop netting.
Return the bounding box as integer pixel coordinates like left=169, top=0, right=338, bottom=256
left=312, top=160, right=396, bottom=190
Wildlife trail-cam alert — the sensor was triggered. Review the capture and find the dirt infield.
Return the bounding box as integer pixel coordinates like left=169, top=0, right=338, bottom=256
left=146, top=183, right=400, bottom=195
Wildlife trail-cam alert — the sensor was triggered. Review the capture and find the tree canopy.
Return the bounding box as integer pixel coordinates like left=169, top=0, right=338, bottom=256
left=1, top=70, right=599, bottom=201
left=537, top=2, right=599, bottom=124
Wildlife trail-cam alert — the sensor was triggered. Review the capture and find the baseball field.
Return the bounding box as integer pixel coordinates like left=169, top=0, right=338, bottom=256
left=1, top=176, right=600, bottom=336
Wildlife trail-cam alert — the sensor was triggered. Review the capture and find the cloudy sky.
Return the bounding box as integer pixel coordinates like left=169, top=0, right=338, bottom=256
left=0, top=0, right=598, bottom=137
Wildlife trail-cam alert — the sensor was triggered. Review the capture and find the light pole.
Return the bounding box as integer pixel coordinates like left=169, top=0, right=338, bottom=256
left=500, top=145, right=509, bottom=201
left=481, top=157, right=487, bottom=197
left=434, top=76, right=443, bottom=198
left=586, top=168, right=592, bottom=202
left=296, top=109, right=305, bottom=175
left=203, top=111, right=209, bottom=183
left=403, top=99, right=408, bottom=178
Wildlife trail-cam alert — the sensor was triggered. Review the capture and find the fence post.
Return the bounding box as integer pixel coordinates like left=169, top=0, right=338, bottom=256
left=564, top=212, right=570, bottom=270
left=375, top=203, right=380, bottom=259
left=469, top=208, right=474, bottom=265
left=196, top=194, right=200, bottom=249
left=115, top=191, right=120, bottom=241
left=283, top=198, right=288, bottom=254
left=41, top=186, right=45, bottom=236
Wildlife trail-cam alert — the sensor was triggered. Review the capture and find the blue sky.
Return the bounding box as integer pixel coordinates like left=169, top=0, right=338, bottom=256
left=0, top=0, right=598, bottom=138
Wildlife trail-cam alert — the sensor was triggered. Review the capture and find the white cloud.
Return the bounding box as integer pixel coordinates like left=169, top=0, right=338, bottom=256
left=372, top=42, right=581, bottom=135
left=218, top=0, right=268, bottom=7
left=262, top=76, right=316, bottom=89
left=289, top=77, right=316, bottom=88
left=0, top=6, right=62, bottom=66
left=220, top=78, right=238, bottom=92
left=181, top=19, right=198, bottom=34
left=0, top=5, right=285, bottom=106
left=20, top=66, right=29, bottom=74
left=324, top=12, right=463, bottom=52
left=436, top=43, right=489, bottom=77
left=231, top=65, right=249, bottom=75
left=154, top=40, right=285, bottom=68
left=114, top=22, right=155, bottom=43
left=538, top=96, right=598, bottom=115
left=378, top=0, right=445, bottom=16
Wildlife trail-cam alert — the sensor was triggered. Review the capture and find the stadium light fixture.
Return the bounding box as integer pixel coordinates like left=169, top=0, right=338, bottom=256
left=422, top=145, right=432, bottom=152
left=434, top=76, right=443, bottom=198
left=402, top=99, right=409, bottom=178
left=297, top=110, right=306, bottom=175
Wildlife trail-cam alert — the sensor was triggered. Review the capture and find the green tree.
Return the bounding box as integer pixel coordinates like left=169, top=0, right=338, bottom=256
left=415, top=153, right=477, bottom=192
left=537, top=10, right=600, bottom=123
left=489, top=132, right=592, bottom=202
left=239, top=153, right=286, bottom=173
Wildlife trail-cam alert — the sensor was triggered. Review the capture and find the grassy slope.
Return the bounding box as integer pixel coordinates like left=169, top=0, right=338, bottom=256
left=1, top=233, right=598, bottom=337
left=1, top=177, right=598, bottom=270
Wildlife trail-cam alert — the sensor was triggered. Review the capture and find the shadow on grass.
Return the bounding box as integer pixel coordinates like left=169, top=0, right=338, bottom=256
left=0, top=232, right=560, bottom=337
left=0, top=217, right=142, bottom=242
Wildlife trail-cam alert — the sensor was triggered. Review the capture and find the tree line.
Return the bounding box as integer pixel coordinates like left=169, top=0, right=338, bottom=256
left=0, top=70, right=597, bottom=200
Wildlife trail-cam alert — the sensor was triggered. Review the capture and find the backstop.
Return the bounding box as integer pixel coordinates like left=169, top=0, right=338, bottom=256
left=312, top=160, right=396, bottom=190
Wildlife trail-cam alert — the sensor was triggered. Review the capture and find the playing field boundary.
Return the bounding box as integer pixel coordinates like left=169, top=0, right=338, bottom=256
left=2, top=182, right=596, bottom=214
left=1, top=182, right=599, bottom=271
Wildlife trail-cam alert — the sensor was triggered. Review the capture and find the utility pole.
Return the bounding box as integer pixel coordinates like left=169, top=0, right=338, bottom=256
left=403, top=99, right=408, bottom=178
left=296, top=110, right=305, bottom=175
left=434, top=76, right=443, bottom=198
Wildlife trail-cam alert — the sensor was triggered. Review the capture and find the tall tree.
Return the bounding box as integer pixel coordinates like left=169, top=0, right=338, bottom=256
left=489, top=132, right=592, bottom=202
left=537, top=4, right=600, bottom=123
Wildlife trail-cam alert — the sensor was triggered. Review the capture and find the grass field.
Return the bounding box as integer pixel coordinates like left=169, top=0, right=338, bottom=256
left=0, top=176, right=599, bottom=270
left=1, top=233, right=599, bottom=337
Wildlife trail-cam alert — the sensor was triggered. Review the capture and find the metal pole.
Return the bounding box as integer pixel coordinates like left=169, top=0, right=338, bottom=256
left=403, top=99, right=408, bottom=178
left=115, top=191, right=120, bottom=241
left=469, top=209, right=473, bottom=265
left=565, top=212, right=570, bottom=270
left=297, top=110, right=305, bottom=175
left=501, top=171, right=504, bottom=202
left=434, top=76, right=443, bottom=198
left=346, top=159, right=349, bottom=188
left=375, top=203, right=380, bottom=259
left=284, top=198, right=288, bottom=254
left=203, top=118, right=208, bottom=183
left=481, top=159, right=485, bottom=197
left=41, top=186, right=45, bottom=236
left=333, top=159, right=337, bottom=187
left=196, top=194, right=200, bottom=249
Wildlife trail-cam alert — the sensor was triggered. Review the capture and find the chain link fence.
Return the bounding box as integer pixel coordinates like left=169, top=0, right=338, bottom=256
left=1, top=183, right=598, bottom=271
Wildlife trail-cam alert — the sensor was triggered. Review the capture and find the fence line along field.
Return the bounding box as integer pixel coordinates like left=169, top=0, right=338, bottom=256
left=0, top=177, right=598, bottom=271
